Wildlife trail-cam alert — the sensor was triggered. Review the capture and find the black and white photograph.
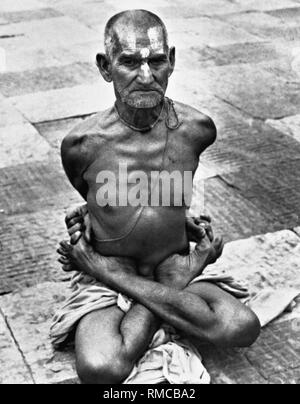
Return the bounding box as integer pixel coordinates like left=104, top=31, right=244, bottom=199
left=0, top=0, right=299, bottom=386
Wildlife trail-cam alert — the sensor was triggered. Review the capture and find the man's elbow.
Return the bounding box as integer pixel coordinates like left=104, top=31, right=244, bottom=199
left=209, top=309, right=261, bottom=348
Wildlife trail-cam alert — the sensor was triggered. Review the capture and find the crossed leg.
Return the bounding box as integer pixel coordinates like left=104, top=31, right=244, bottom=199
left=76, top=303, right=159, bottom=384
left=75, top=281, right=258, bottom=384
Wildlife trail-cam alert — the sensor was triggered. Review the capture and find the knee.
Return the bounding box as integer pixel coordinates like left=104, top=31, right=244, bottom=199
left=77, top=353, right=133, bottom=384
left=213, top=308, right=261, bottom=348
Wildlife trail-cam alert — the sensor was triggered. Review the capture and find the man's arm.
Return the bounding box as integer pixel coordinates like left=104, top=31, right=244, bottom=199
left=196, top=114, right=217, bottom=154
left=61, top=132, right=90, bottom=200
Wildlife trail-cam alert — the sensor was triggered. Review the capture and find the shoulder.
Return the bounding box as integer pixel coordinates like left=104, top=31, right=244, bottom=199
left=61, top=108, right=114, bottom=162
left=174, top=101, right=217, bottom=149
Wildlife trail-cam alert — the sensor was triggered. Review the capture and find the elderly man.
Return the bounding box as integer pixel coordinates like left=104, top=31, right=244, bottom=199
left=54, top=9, right=260, bottom=384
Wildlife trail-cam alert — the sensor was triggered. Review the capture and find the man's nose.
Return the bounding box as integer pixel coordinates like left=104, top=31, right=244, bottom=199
left=137, top=62, right=154, bottom=85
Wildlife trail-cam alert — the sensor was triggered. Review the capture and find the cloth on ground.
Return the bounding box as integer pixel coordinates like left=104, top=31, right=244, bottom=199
left=50, top=268, right=300, bottom=384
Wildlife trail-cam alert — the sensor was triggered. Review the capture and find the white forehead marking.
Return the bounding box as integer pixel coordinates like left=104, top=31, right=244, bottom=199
left=148, top=26, right=164, bottom=51
left=125, top=30, right=137, bottom=50
left=140, top=48, right=150, bottom=58
left=141, top=63, right=150, bottom=76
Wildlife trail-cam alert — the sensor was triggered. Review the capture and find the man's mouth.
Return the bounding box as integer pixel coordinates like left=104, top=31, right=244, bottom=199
left=133, top=89, right=159, bottom=92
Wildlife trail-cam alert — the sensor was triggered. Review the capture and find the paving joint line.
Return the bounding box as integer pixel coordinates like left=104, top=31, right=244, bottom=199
left=216, top=174, right=242, bottom=192
left=244, top=351, right=269, bottom=382
left=0, top=34, right=24, bottom=39
left=32, top=112, right=96, bottom=126
left=213, top=94, right=264, bottom=121
left=0, top=307, right=35, bottom=384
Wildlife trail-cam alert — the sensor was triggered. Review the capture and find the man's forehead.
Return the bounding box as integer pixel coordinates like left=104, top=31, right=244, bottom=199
left=113, top=24, right=166, bottom=54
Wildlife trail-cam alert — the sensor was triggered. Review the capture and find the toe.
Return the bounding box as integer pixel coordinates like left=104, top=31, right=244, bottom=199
left=60, top=240, right=72, bottom=251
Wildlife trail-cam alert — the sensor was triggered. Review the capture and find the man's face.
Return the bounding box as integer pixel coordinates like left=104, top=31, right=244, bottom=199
left=109, top=24, right=174, bottom=109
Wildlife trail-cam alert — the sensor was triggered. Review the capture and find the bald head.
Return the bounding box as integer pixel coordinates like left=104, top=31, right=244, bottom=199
left=104, top=9, right=169, bottom=58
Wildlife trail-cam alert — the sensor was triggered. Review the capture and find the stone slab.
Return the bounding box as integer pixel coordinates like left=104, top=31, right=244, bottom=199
left=0, top=123, right=51, bottom=168
left=54, top=0, right=117, bottom=28
left=202, top=319, right=300, bottom=384
left=9, top=82, right=114, bottom=123
left=267, top=6, right=300, bottom=21
left=220, top=10, right=300, bottom=41
left=201, top=121, right=300, bottom=173
left=0, top=160, right=82, bottom=215
left=0, top=62, right=98, bottom=97
left=233, top=0, right=299, bottom=12
left=35, top=116, right=89, bottom=151
left=266, top=115, right=300, bottom=143
left=0, top=282, right=77, bottom=384
left=0, top=16, right=99, bottom=51
left=0, top=17, right=8, bottom=25
left=219, top=160, right=300, bottom=229
left=0, top=95, right=27, bottom=127
left=206, top=42, right=283, bottom=67
left=0, top=208, right=74, bottom=295
left=167, top=17, right=261, bottom=49
left=1, top=40, right=100, bottom=73
left=199, top=63, right=300, bottom=119
left=256, top=57, right=300, bottom=84
left=0, top=7, right=62, bottom=24
left=0, top=0, right=45, bottom=13
left=0, top=313, right=33, bottom=384
left=167, top=79, right=250, bottom=132
left=190, top=177, right=277, bottom=242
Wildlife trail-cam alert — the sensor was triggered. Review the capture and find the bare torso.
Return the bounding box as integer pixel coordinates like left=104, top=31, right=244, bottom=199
left=62, top=100, right=216, bottom=274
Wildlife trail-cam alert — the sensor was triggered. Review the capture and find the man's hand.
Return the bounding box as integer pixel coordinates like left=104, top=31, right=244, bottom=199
left=186, top=214, right=214, bottom=242
left=155, top=233, right=224, bottom=290
left=65, top=204, right=214, bottom=244
left=65, top=204, right=91, bottom=244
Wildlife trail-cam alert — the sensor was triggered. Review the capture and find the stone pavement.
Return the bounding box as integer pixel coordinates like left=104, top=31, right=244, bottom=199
left=0, top=0, right=299, bottom=384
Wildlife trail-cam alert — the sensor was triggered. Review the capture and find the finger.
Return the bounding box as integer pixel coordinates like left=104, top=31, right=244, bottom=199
left=187, top=222, right=206, bottom=242
left=216, top=238, right=225, bottom=256
left=84, top=213, right=92, bottom=243
left=67, top=216, right=84, bottom=229
left=206, top=224, right=214, bottom=242
left=68, top=222, right=84, bottom=237
left=60, top=240, right=72, bottom=251
left=194, top=236, right=210, bottom=255
left=65, top=205, right=82, bottom=224
left=58, top=257, right=70, bottom=265
left=213, top=237, right=225, bottom=258
left=197, top=220, right=214, bottom=242
left=199, top=214, right=212, bottom=223
left=57, top=247, right=69, bottom=257
left=71, top=231, right=82, bottom=245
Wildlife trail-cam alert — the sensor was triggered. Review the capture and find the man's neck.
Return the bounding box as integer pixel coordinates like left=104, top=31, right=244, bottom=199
left=115, top=99, right=165, bottom=132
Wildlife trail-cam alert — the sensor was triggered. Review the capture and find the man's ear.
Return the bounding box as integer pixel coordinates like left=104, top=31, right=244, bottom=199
left=96, top=53, right=112, bottom=83
left=168, top=46, right=176, bottom=77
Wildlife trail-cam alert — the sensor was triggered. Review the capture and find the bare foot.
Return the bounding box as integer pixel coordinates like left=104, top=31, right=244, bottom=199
left=155, top=234, right=224, bottom=289
left=57, top=236, right=137, bottom=278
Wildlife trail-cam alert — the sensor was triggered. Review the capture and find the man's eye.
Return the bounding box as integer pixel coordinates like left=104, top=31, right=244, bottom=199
left=123, top=59, right=137, bottom=67
left=149, top=59, right=165, bottom=66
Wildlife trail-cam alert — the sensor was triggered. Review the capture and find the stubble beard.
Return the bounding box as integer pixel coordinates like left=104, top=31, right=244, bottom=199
left=118, top=88, right=165, bottom=109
